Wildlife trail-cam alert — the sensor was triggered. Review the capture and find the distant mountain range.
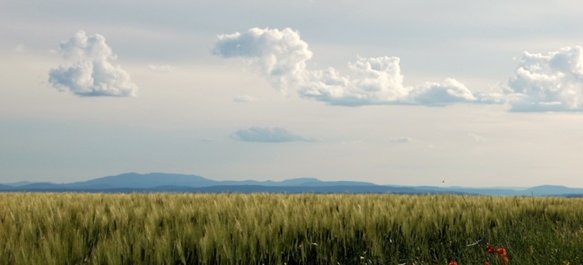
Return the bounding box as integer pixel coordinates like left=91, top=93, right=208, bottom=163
left=1, top=172, right=583, bottom=196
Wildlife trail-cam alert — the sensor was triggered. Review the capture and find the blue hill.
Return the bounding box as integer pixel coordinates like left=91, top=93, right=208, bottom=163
left=1, top=172, right=582, bottom=196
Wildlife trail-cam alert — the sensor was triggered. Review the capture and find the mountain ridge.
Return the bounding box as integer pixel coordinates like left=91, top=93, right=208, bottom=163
left=1, top=172, right=582, bottom=196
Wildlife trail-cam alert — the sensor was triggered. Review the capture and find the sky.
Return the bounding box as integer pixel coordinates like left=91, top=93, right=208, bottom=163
left=2, top=0, right=583, bottom=187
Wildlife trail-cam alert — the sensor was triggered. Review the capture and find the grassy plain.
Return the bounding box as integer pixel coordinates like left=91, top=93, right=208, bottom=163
left=0, top=193, right=582, bottom=264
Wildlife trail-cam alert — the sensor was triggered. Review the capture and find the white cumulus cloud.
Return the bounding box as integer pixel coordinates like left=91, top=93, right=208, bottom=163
left=213, top=28, right=312, bottom=94
left=213, top=27, right=501, bottom=107
left=300, top=57, right=499, bottom=106
left=232, top=127, right=317, bottom=143
left=49, top=31, right=138, bottom=97
left=506, top=46, right=583, bottom=112
left=214, top=28, right=583, bottom=112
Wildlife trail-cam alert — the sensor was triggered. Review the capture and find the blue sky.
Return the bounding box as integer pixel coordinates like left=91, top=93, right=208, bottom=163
left=2, top=0, right=583, bottom=187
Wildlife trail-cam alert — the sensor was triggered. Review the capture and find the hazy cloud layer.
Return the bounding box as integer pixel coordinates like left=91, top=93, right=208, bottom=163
left=390, top=137, right=414, bottom=143
left=233, top=95, right=257, bottom=103
left=506, top=46, right=583, bottom=112
left=147, top=64, right=173, bottom=73
left=49, top=31, right=138, bottom=97
left=467, top=133, right=486, bottom=142
left=13, top=44, right=25, bottom=53
left=213, top=27, right=501, bottom=107
left=232, top=127, right=316, bottom=143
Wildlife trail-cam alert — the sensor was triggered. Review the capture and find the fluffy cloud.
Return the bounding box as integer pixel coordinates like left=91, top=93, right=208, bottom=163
left=49, top=31, right=138, bottom=97
left=213, top=27, right=500, bottom=106
left=213, top=28, right=312, bottom=94
left=232, top=127, right=316, bottom=143
left=214, top=28, right=583, bottom=111
left=506, top=46, right=583, bottom=112
left=300, top=57, right=499, bottom=106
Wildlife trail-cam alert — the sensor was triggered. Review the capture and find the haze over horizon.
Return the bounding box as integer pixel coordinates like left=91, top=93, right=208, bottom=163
left=2, top=1, right=583, bottom=188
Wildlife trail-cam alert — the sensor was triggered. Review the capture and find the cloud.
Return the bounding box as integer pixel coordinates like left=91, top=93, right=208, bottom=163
left=213, top=27, right=501, bottom=107
left=213, top=28, right=583, bottom=112
left=213, top=28, right=312, bottom=95
left=390, top=137, right=414, bottom=143
left=467, top=133, right=486, bottom=142
left=300, top=58, right=501, bottom=106
left=232, top=127, right=316, bottom=143
left=506, top=46, right=583, bottom=112
left=13, top=44, right=25, bottom=53
left=48, top=31, right=138, bottom=97
left=341, top=140, right=364, bottom=145
left=148, top=64, right=173, bottom=73
left=233, top=95, right=257, bottom=103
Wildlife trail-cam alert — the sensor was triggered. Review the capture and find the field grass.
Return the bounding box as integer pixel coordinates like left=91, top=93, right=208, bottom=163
left=1, top=193, right=583, bottom=264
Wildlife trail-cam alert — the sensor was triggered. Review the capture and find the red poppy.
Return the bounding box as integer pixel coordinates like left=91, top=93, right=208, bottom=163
left=486, top=244, right=495, bottom=254
left=497, top=248, right=507, bottom=256
left=500, top=256, right=509, bottom=263
left=484, top=262, right=490, bottom=265
left=448, top=262, right=458, bottom=265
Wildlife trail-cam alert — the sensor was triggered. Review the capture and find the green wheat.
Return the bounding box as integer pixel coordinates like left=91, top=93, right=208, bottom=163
left=0, top=193, right=582, bottom=264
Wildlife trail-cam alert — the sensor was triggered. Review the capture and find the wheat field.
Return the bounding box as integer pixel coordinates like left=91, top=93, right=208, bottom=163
left=1, top=193, right=582, bottom=264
